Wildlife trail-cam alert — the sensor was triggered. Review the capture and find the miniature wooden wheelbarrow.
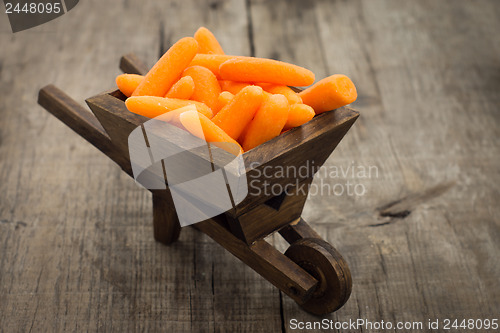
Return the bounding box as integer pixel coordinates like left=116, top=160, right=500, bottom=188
left=38, top=54, right=359, bottom=315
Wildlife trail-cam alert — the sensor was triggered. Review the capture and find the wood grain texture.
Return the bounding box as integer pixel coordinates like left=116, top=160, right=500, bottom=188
left=1, top=0, right=500, bottom=332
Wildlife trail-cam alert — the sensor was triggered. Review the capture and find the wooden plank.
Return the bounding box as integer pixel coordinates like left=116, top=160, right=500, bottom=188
left=1, top=0, right=500, bottom=331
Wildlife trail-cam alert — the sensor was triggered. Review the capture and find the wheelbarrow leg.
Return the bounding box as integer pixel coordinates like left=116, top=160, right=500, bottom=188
left=118, top=54, right=181, bottom=245
left=152, top=190, right=181, bottom=245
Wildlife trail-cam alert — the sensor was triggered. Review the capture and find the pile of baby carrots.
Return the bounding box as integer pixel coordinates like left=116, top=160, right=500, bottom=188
left=117, top=27, right=357, bottom=155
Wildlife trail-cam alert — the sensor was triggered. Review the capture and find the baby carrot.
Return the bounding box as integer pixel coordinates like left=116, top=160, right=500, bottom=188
left=189, top=54, right=238, bottom=79
left=298, top=74, right=357, bottom=114
left=219, top=80, right=250, bottom=95
left=116, top=74, right=144, bottom=97
left=165, top=76, right=195, bottom=99
left=179, top=110, right=243, bottom=156
left=212, top=85, right=264, bottom=140
left=256, top=83, right=302, bottom=104
left=125, top=96, right=213, bottom=119
left=238, top=91, right=282, bottom=140
left=182, top=66, right=221, bottom=110
left=194, top=27, right=225, bottom=55
left=284, top=103, right=315, bottom=130
left=132, top=37, right=198, bottom=97
left=219, top=57, right=315, bottom=86
left=214, top=91, right=234, bottom=114
left=241, top=94, right=289, bottom=151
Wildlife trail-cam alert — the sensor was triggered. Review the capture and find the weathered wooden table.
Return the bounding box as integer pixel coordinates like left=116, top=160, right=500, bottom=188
left=1, top=0, right=499, bottom=332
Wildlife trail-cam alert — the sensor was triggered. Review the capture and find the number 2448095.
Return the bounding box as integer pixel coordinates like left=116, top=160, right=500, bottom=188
left=5, top=2, right=61, bottom=14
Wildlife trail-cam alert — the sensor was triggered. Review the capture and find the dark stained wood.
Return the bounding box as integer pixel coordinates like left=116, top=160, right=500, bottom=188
left=151, top=190, right=181, bottom=245
left=120, top=53, right=150, bottom=75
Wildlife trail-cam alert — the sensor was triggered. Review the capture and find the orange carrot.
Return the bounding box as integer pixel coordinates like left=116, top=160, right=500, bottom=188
left=256, top=83, right=302, bottom=104
left=116, top=74, right=144, bottom=97
left=238, top=90, right=279, bottom=143
left=214, top=91, right=234, bottom=114
left=125, top=96, right=213, bottom=119
left=132, top=37, right=198, bottom=97
left=298, top=74, right=357, bottom=114
left=219, top=57, right=315, bottom=86
left=219, top=80, right=250, bottom=95
left=179, top=110, right=243, bottom=156
left=189, top=54, right=238, bottom=79
left=241, top=94, right=289, bottom=151
left=212, top=85, right=263, bottom=140
left=194, top=27, right=225, bottom=55
left=165, top=76, right=195, bottom=99
left=284, top=103, right=315, bottom=130
left=182, top=66, right=221, bottom=110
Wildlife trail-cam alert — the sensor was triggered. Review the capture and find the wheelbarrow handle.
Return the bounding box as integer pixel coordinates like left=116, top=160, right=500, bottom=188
left=120, top=53, right=149, bottom=75
left=38, top=85, right=117, bottom=158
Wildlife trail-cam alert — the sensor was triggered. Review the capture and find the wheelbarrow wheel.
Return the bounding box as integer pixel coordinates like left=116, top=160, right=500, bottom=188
left=284, top=238, right=352, bottom=315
